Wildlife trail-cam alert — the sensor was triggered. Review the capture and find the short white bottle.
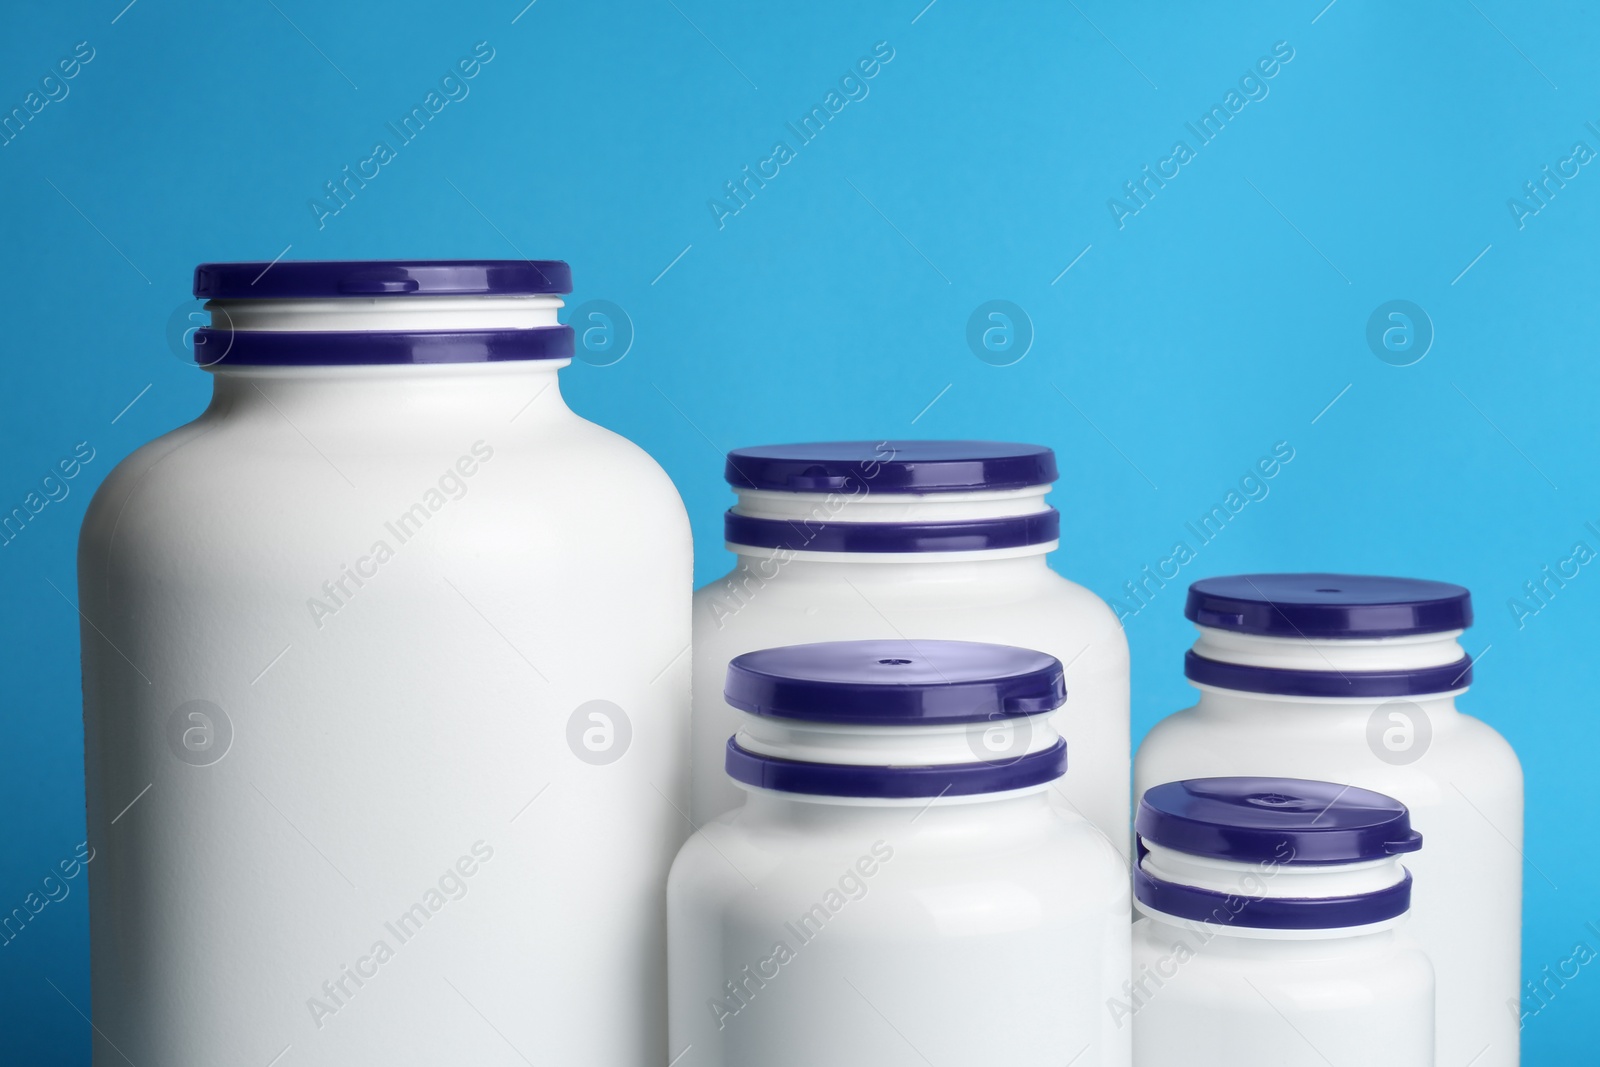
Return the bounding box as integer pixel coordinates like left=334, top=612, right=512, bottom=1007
left=668, top=639, right=1132, bottom=1067
left=691, top=441, right=1130, bottom=861
left=1134, top=574, right=1522, bottom=1067
left=78, top=260, right=691, bottom=1066
left=1129, top=777, right=1434, bottom=1067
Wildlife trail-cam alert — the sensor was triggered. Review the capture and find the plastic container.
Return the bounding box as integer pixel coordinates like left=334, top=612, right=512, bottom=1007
left=1134, top=574, right=1522, bottom=1067
left=691, top=441, right=1130, bottom=860
left=1129, top=777, right=1434, bottom=1067
left=668, top=639, right=1131, bottom=1067
left=78, top=260, right=691, bottom=1066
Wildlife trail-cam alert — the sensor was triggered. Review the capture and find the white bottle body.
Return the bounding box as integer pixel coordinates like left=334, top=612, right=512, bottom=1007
left=668, top=788, right=1132, bottom=1067
left=79, top=359, right=691, bottom=1066
left=1134, top=632, right=1523, bottom=1067
left=692, top=552, right=1130, bottom=857
left=1129, top=916, right=1434, bottom=1066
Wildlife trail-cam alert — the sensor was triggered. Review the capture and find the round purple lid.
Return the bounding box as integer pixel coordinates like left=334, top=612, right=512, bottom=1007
left=723, top=510, right=1059, bottom=555
left=725, top=737, right=1067, bottom=798
left=1137, top=777, right=1423, bottom=866
left=1185, top=573, right=1472, bottom=638
left=193, top=259, right=572, bottom=300
left=725, top=441, right=1057, bottom=494
left=725, top=640, right=1065, bottom=725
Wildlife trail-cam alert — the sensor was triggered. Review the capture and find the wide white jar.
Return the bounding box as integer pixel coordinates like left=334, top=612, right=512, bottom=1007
left=77, top=260, right=691, bottom=1066
left=1134, top=573, right=1522, bottom=1067
left=691, top=441, right=1130, bottom=862
left=669, top=639, right=1131, bottom=1067
left=1129, top=777, right=1434, bottom=1067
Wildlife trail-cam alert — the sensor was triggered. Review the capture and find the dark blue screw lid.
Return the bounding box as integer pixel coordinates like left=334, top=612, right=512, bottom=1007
left=725, top=736, right=1068, bottom=798
left=725, top=441, right=1058, bottom=494
left=1137, top=777, right=1423, bottom=866
left=725, top=640, right=1065, bottom=725
left=1185, top=573, right=1472, bottom=638
left=194, top=259, right=572, bottom=300
left=722, top=510, right=1060, bottom=555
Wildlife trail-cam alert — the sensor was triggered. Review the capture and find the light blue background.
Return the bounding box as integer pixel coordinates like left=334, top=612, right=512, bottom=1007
left=3, top=0, right=1596, bottom=1060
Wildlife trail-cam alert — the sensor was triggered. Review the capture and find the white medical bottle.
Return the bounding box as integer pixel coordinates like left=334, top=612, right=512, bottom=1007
left=669, top=639, right=1132, bottom=1067
left=78, top=260, right=691, bottom=1066
left=1134, top=573, right=1522, bottom=1067
left=1129, top=777, right=1434, bottom=1066
left=691, top=441, right=1129, bottom=861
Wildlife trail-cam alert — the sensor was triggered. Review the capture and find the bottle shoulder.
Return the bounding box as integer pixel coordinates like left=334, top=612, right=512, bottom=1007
left=80, top=415, right=214, bottom=555
left=1133, top=917, right=1435, bottom=988
left=692, top=560, right=1128, bottom=660
left=1143, top=696, right=1519, bottom=753
left=1135, top=697, right=1524, bottom=800
left=81, top=408, right=688, bottom=571
left=1445, top=706, right=1523, bottom=774
left=672, top=802, right=1129, bottom=923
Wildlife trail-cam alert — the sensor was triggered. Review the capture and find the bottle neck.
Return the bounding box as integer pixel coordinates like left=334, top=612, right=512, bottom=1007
left=1189, top=625, right=1469, bottom=714
left=199, top=292, right=573, bottom=430
left=204, top=359, right=571, bottom=430
left=1193, top=688, right=1462, bottom=718
left=1142, top=842, right=1406, bottom=899
left=729, top=551, right=1054, bottom=581
left=1142, top=910, right=1403, bottom=953
left=727, top=484, right=1058, bottom=564
left=725, top=707, right=1067, bottom=810
left=735, top=711, right=1061, bottom=768
left=1136, top=841, right=1413, bottom=941
left=1191, top=626, right=1467, bottom=673
left=206, top=293, right=564, bottom=331
left=732, top=484, right=1052, bottom=524
left=736, top=782, right=1055, bottom=824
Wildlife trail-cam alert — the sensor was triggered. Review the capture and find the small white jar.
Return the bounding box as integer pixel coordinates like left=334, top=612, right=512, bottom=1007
left=668, top=640, right=1131, bottom=1067
left=1129, top=777, right=1434, bottom=1067
left=79, top=260, right=691, bottom=1066
left=1134, top=574, right=1522, bottom=1067
left=691, top=441, right=1130, bottom=862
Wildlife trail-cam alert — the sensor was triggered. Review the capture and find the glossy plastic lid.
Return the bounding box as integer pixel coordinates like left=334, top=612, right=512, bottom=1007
left=724, top=640, right=1065, bottom=725
left=722, top=510, right=1059, bottom=555
left=725, top=441, right=1058, bottom=494
left=1137, top=777, right=1423, bottom=866
left=1185, top=573, right=1472, bottom=638
left=193, top=259, right=572, bottom=300
left=725, top=737, right=1068, bottom=799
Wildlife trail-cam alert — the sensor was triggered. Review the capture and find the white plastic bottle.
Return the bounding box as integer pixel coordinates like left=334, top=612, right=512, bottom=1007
left=691, top=441, right=1130, bottom=860
left=668, top=639, right=1131, bottom=1067
left=1129, top=777, right=1434, bottom=1067
left=78, top=260, right=691, bottom=1066
left=1134, top=574, right=1522, bottom=1067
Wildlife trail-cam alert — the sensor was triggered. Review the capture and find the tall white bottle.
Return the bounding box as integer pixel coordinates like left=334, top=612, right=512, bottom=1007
left=78, top=260, right=691, bottom=1066
left=691, top=441, right=1130, bottom=859
left=1134, top=574, right=1522, bottom=1067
